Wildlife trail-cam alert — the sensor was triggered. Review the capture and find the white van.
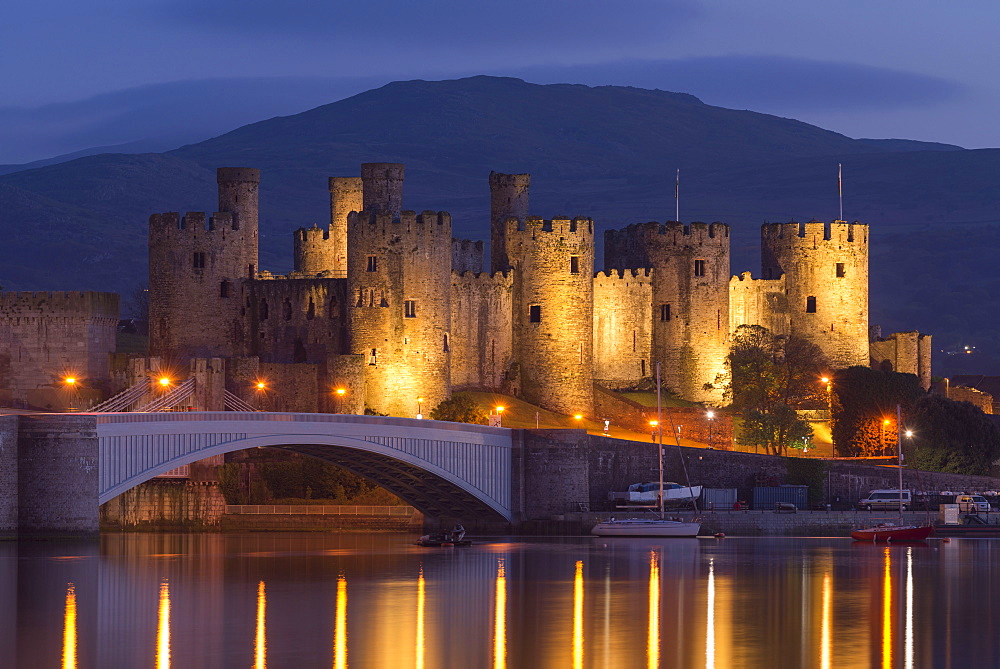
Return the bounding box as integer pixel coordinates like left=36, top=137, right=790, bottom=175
left=858, top=490, right=911, bottom=510
left=955, top=494, right=991, bottom=513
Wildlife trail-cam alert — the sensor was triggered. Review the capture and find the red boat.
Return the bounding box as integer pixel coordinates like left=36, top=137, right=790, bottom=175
left=850, top=523, right=934, bottom=542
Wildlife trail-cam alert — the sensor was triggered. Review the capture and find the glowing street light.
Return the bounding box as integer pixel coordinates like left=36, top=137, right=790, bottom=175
left=158, top=377, right=171, bottom=388
left=64, top=377, right=77, bottom=386
left=256, top=381, right=267, bottom=391
left=706, top=410, right=715, bottom=449
left=495, top=405, right=505, bottom=427
left=417, top=397, right=424, bottom=420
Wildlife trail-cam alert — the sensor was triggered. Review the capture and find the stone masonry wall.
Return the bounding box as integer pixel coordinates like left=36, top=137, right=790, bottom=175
left=100, top=481, right=226, bottom=529
left=761, top=221, right=868, bottom=369
left=451, top=239, right=484, bottom=274
left=593, top=269, right=652, bottom=385
left=869, top=330, right=933, bottom=390
left=729, top=272, right=790, bottom=337
left=450, top=270, right=513, bottom=390
left=0, top=291, right=119, bottom=401
left=17, top=413, right=99, bottom=534
left=250, top=277, right=348, bottom=364
left=0, top=415, right=17, bottom=533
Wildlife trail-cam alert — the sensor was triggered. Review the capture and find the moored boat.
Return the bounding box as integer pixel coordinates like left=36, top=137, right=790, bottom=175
left=850, top=523, right=933, bottom=542
left=591, top=518, right=701, bottom=538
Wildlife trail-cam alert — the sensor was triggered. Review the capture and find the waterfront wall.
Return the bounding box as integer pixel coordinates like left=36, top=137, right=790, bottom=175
left=100, top=481, right=227, bottom=529
left=0, top=415, right=17, bottom=534
left=517, top=430, right=1000, bottom=521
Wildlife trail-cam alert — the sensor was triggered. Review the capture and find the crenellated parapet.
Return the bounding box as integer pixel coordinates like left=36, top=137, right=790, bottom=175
left=452, top=238, right=484, bottom=274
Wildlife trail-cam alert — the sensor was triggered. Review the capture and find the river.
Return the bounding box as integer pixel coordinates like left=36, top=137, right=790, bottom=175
left=2, top=532, right=998, bottom=667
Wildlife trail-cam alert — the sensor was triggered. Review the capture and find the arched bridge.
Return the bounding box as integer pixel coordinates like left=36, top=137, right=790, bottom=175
left=95, top=412, right=513, bottom=521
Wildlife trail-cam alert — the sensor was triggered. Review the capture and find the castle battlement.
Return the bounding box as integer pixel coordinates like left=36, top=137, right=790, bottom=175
left=762, top=220, right=867, bottom=244
left=348, top=210, right=452, bottom=236
left=452, top=268, right=514, bottom=286
left=0, top=291, right=119, bottom=319
left=504, top=215, right=593, bottom=240
left=294, top=224, right=333, bottom=243
left=149, top=211, right=236, bottom=235
left=594, top=268, right=653, bottom=282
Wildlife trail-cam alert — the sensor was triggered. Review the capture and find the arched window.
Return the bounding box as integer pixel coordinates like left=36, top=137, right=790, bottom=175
left=307, top=299, right=315, bottom=320
left=259, top=300, right=269, bottom=320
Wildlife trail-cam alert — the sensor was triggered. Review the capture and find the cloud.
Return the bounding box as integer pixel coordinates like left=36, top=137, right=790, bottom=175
left=154, top=0, right=699, bottom=45
left=503, top=55, right=965, bottom=111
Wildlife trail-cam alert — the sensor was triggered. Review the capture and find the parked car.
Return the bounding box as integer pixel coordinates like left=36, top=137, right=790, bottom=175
left=857, top=489, right=911, bottom=511
left=955, top=494, right=991, bottom=513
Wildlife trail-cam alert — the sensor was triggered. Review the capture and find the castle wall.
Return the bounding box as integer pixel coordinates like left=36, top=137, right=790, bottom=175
left=291, top=176, right=363, bottom=276
left=323, top=354, right=366, bottom=414
left=347, top=210, right=452, bottom=416
left=250, top=277, right=348, bottom=364
left=450, top=271, right=513, bottom=390
left=729, top=272, right=790, bottom=336
left=361, top=163, right=404, bottom=214
left=0, top=291, right=119, bottom=401
left=762, top=221, right=868, bottom=369
left=605, top=221, right=730, bottom=403
left=508, top=216, right=594, bottom=416
left=259, top=362, right=320, bottom=412
left=451, top=239, right=484, bottom=274
left=869, top=330, right=933, bottom=390
left=592, top=269, right=652, bottom=386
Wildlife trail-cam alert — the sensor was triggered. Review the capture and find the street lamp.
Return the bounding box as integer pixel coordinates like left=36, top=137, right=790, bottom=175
left=417, top=397, right=424, bottom=419
left=334, top=387, right=346, bottom=413
left=254, top=380, right=268, bottom=411
left=706, top=410, right=715, bottom=449
left=63, top=376, right=79, bottom=412
left=495, top=405, right=505, bottom=427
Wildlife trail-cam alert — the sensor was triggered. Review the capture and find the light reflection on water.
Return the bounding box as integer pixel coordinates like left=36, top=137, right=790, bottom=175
left=3, top=534, right=1000, bottom=667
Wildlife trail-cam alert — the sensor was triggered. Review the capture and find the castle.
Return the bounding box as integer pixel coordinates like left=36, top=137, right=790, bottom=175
left=146, top=163, right=931, bottom=418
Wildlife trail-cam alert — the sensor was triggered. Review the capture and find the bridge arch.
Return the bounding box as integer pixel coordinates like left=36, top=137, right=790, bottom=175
left=96, top=412, right=513, bottom=521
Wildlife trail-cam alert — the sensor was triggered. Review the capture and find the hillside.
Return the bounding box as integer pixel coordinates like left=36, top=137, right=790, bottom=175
left=0, top=76, right=998, bottom=374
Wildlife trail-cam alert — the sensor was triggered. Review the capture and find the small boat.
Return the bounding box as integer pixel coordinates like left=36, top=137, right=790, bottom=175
left=591, top=517, right=701, bottom=538
left=850, top=523, right=933, bottom=542
left=415, top=533, right=472, bottom=547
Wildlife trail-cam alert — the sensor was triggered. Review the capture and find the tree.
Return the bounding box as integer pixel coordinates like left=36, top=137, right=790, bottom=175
left=429, top=394, right=489, bottom=424
left=907, top=395, right=1000, bottom=476
left=830, top=366, right=924, bottom=457
left=725, top=325, right=828, bottom=455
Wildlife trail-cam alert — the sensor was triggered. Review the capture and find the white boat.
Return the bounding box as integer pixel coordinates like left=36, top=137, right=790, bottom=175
left=592, top=362, right=703, bottom=539
left=591, top=517, right=701, bottom=537
left=619, top=481, right=702, bottom=505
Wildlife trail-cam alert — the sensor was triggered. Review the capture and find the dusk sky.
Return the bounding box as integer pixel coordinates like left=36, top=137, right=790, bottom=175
left=2, top=1, right=998, bottom=163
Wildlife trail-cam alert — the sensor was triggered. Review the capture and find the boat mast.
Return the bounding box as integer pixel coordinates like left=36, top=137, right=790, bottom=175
left=656, top=362, right=664, bottom=519
left=897, top=403, right=904, bottom=519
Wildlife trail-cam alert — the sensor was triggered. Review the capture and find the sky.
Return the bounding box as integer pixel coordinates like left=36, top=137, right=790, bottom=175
left=2, top=0, right=999, bottom=163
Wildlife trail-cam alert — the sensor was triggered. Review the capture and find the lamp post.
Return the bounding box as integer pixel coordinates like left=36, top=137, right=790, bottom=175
left=335, top=387, right=346, bottom=414
left=63, top=376, right=79, bottom=412
left=416, top=397, right=424, bottom=420
left=821, top=376, right=834, bottom=456
left=254, top=380, right=268, bottom=411
left=495, top=405, right=505, bottom=427
left=706, top=410, right=715, bottom=449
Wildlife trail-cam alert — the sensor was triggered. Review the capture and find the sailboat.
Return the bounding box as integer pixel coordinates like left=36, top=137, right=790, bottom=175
left=850, top=405, right=934, bottom=542
left=592, top=363, right=702, bottom=538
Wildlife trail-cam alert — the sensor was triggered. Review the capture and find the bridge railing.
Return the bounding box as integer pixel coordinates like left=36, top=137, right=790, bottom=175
left=226, top=505, right=417, bottom=516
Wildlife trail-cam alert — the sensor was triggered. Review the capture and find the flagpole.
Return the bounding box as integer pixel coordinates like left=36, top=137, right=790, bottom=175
left=675, top=169, right=680, bottom=222
left=838, top=163, right=843, bottom=221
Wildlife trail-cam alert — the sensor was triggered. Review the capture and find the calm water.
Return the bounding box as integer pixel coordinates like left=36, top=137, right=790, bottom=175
left=2, top=532, right=999, bottom=668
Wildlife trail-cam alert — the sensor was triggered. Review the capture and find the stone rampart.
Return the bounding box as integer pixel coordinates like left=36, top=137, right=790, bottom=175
left=250, top=276, right=347, bottom=364
left=451, top=238, right=484, bottom=274
left=450, top=270, right=513, bottom=390
left=593, top=269, right=652, bottom=385
left=729, top=271, right=790, bottom=337
left=100, top=480, right=226, bottom=529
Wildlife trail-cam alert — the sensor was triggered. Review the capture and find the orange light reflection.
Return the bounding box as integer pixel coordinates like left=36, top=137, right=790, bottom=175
left=494, top=561, right=507, bottom=669
left=254, top=581, right=266, bottom=669
left=573, top=560, right=584, bottom=669
left=416, top=569, right=425, bottom=669
left=905, top=548, right=913, bottom=669
left=647, top=551, right=660, bottom=669
left=334, top=576, right=347, bottom=669
left=156, top=580, right=171, bottom=669
left=62, top=584, right=77, bottom=669
left=821, top=572, right=832, bottom=669
left=706, top=558, right=715, bottom=669
left=882, top=548, right=892, bottom=669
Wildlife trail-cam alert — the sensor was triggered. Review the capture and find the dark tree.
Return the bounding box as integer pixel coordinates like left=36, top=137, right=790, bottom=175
left=907, top=395, right=1000, bottom=476
left=725, top=325, right=828, bottom=455
left=830, top=366, right=924, bottom=457
left=429, top=394, right=489, bottom=425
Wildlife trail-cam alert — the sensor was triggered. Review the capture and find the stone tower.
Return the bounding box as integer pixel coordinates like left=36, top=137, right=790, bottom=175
left=149, top=168, right=259, bottom=359
left=506, top=215, right=595, bottom=416
left=293, top=176, right=363, bottom=275
left=761, top=220, right=869, bottom=368
left=605, top=221, right=730, bottom=403
left=489, top=172, right=531, bottom=272
left=347, top=164, right=452, bottom=416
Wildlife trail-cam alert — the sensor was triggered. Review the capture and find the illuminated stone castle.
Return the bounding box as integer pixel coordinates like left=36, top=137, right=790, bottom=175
left=147, top=163, right=928, bottom=417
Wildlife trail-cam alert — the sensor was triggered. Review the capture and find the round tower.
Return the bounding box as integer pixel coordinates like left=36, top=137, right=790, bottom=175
left=292, top=176, right=363, bottom=275
left=347, top=209, right=452, bottom=417
left=360, top=163, right=404, bottom=215
left=507, top=216, right=595, bottom=416
left=761, top=220, right=869, bottom=368
left=216, top=167, right=260, bottom=277
left=639, top=221, right=730, bottom=404
left=149, top=168, right=260, bottom=360
left=489, top=172, right=530, bottom=272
